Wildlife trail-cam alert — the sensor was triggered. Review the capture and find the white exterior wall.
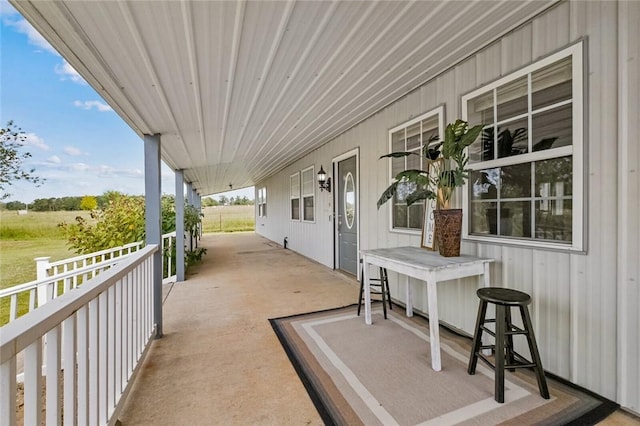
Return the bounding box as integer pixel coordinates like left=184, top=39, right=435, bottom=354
left=256, top=1, right=639, bottom=411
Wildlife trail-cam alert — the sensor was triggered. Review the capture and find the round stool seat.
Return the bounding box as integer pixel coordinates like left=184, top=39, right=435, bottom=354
left=477, top=287, right=531, bottom=306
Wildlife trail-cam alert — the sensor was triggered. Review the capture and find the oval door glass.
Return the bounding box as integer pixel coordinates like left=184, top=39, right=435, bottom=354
left=344, top=172, right=355, bottom=229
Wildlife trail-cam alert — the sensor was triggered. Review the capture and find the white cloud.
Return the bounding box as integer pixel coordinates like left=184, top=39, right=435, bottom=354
left=47, top=155, right=61, bottom=164
left=55, top=61, right=86, bottom=84
left=63, top=146, right=87, bottom=156
left=1, top=5, right=58, bottom=55
left=22, top=132, right=50, bottom=151
left=98, top=165, right=144, bottom=179
left=70, top=163, right=91, bottom=172
left=73, top=100, right=112, bottom=112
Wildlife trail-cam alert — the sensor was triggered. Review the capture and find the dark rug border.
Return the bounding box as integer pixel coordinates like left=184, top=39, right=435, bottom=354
left=269, top=305, right=359, bottom=426
left=269, top=303, right=620, bottom=425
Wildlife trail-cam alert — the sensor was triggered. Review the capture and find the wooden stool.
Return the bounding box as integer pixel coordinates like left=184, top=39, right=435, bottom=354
left=467, top=287, right=550, bottom=403
left=357, top=261, right=392, bottom=319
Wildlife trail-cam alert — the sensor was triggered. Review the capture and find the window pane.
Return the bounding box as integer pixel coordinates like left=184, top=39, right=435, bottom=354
left=535, top=157, right=572, bottom=196
left=467, top=91, right=494, bottom=126
left=303, top=196, right=314, bottom=221
left=421, top=116, right=439, bottom=146
left=408, top=203, right=424, bottom=229
left=500, top=201, right=532, bottom=237
left=501, top=163, right=531, bottom=199
left=469, top=126, right=493, bottom=162
left=532, top=57, right=572, bottom=110
left=302, top=169, right=314, bottom=195
left=262, top=204, right=267, bottom=217
left=470, top=201, right=496, bottom=234
left=392, top=129, right=404, bottom=152
left=393, top=202, right=408, bottom=228
left=291, top=199, right=299, bottom=220
left=392, top=156, right=404, bottom=176
left=535, top=199, right=572, bottom=242
left=532, top=105, right=572, bottom=151
left=471, top=169, right=499, bottom=200
left=497, top=76, right=528, bottom=121
left=496, top=119, right=528, bottom=158
left=407, top=151, right=420, bottom=171
left=406, top=123, right=421, bottom=150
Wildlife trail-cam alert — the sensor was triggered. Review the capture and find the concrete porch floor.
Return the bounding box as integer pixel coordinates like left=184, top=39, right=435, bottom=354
left=118, top=232, right=638, bottom=425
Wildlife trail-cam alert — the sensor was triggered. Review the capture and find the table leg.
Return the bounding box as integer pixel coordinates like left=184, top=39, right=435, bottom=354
left=363, top=257, right=372, bottom=325
left=405, top=275, right=413, bottom=317
left=426, top=273, right=441, bottom=371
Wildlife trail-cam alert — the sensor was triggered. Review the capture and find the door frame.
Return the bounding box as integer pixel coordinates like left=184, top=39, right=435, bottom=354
left=332, top=148, right=360, bottom=280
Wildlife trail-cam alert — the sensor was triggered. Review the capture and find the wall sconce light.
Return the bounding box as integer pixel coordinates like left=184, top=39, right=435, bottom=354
left=317, top=165, right=331, bottom=192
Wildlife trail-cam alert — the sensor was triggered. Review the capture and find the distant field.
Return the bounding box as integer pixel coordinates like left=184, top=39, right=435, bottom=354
left=201, top=205, right=255, bottom=233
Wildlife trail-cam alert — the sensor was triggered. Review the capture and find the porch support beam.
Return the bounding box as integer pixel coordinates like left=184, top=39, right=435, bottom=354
left=144, top=134, right=163, bottom=338
left=186, top=182, right=194, bottom=206
left=175, top=170, right=185, bottom=282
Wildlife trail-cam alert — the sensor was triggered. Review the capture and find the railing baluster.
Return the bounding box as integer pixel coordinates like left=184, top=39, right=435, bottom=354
left=9, top=295, right=17, bottom=321
left=63, top=314, right=77, bottom=426
left=107, top=285, right=116, bottom=417
left=77, top=306, right=89, bottom=425
left=46, top=325, right=62, bottom=424
left=0, top=357, right=17, bottom=425
left=89, top=298, right=99, bottom=425
left=99, top=292, right=108, bottom=423
left=24, top=338, right=43, bottom=426
left=115, top=278, right=123, bottom=398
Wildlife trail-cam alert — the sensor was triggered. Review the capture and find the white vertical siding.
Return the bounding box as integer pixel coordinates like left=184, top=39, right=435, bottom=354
left=256, top=1, right=639, bottom=410
left=617, top=0, right=640, bottom=413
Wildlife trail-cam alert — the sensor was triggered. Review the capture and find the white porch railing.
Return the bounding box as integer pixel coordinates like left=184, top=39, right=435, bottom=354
left=0, top=233, right=177, bottom=323
left=0, top=245, right=158, bottom=425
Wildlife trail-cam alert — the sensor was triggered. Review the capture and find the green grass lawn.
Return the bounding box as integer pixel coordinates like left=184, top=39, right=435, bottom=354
left=0, top=210, right=87, bottom=325
left=201, top=205, right=255, bottom=233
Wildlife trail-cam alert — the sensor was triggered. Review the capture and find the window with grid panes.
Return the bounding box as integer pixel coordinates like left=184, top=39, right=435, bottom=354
left=290, top=172, right=300, bottom=221
left=301, top=166, right=315, bottom=222
left=462, top=43, right=584, bottom=250
left=388, top=107, right=443, bottom=232
left=258, top=187, right=267, bottom=217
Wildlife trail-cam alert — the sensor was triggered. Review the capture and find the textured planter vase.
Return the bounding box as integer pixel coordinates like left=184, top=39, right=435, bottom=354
left=433, top=209, right=463, bottom=257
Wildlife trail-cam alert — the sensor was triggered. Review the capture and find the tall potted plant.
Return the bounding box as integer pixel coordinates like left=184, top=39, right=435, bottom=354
left=377, top=119, right=483, bottom=256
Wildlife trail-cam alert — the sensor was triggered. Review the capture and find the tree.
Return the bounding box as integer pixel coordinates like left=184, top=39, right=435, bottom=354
left=0, top=121, right=44, bottom=199
left=80, top=195, right=98, bottom=210
left=59, top=194, right=146, bottom=254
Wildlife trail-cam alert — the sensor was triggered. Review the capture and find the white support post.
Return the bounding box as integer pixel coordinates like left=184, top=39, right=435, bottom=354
left=144, top=134, right=163, bottom=338
left=175, top=171, right=185, bottom=282
left=35, top=256, right=51, bottom=306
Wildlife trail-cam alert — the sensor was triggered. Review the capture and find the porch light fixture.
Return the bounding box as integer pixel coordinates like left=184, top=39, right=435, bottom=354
left=317, top=165, right=331, bottom=192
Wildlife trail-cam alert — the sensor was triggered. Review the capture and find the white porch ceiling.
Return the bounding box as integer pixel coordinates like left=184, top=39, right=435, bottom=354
left=11, top=0, right=557, bottom=196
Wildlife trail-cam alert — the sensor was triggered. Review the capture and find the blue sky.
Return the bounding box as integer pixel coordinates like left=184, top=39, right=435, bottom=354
left=0, top=2, right=252, bottom=204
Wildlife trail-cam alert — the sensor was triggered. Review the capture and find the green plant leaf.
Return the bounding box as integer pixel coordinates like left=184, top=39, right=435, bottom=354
left=406, top=188, right=433, bottom=206
left=377, top=181, right=398, bottom=209
left=379, top=151, right=418, bottom=159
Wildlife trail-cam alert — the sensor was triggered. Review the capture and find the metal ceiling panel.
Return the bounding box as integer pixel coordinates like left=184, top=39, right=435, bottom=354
left=11, top=0, right=558, bottom=195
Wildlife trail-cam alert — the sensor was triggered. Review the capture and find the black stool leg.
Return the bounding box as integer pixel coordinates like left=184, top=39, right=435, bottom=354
left=521, top=306, right=550, bottom=399
left=379, top=268, right=388, bottom=319
left=357, top=270, right=364, bottom=316
left=495, top=304, right=506, bottom=403
left=505, top=306, right=515, bottom=372
left=381, top=268, right=392, bottom=311
left=468, top=300, right=488, bottom=375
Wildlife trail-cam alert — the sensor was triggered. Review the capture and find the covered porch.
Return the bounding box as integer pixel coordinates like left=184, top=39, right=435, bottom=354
left=119, top=232, right=358, bottom=424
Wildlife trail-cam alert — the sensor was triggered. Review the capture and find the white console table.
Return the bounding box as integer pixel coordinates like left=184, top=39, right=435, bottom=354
left=361, top=246, right=494, bottom=371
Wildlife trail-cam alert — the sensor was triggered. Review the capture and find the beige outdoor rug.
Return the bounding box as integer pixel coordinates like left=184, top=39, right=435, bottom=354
left=270, top=305, right=618, bottom=426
